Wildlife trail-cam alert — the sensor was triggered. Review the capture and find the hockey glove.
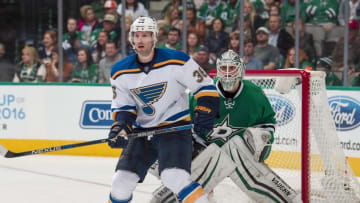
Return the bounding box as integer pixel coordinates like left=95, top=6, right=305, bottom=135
left=107, top=121, right=132, bottom=148
left=243, top=128, right=272, bottom=162
left=193, top=105, right=216, bottom=136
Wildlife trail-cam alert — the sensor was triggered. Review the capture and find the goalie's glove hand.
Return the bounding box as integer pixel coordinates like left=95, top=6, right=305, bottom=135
left=243, top=128, right=272, bottom=162
left=193, top=105, right=216, bottom=136
left=108, top=121, right=132, bottom=148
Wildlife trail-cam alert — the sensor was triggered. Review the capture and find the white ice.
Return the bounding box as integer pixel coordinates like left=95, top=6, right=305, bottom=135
left=0, top=155, right=247, bottom=203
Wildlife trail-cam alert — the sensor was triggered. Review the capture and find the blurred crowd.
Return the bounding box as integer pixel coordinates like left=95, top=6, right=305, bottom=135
left=0, top=0, right=360, bottom=86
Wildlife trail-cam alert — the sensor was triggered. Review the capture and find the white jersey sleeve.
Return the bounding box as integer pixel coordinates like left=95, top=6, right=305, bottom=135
left=174, top=57, right=218, bottom=100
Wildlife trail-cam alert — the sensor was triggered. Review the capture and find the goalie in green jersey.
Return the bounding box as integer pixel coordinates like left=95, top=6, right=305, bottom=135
left=151, top=50, right=301, bottom=203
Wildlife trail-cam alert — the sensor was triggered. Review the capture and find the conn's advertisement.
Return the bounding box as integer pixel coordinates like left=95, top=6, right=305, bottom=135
left=0, top=85, right=360, bottom=158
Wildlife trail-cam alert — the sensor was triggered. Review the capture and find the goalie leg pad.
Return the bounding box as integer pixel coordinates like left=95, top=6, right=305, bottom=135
left=150, top=143, right=236, bottom=203
left=224, top=136, right=300, bottom=203
left=191, top=143, right=236, bottom=192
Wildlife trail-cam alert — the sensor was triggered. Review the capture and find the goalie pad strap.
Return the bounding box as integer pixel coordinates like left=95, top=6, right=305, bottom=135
left=224, top=136, right=299, bottom=203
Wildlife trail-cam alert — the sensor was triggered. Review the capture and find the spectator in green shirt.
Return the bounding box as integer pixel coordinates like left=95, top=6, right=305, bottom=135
left=71, top=48, right=99, bottom=83
left=281, top=0, right=307, bottom=27
left=62, top=17, right=88, bottom=49
left=91, top=0, right=106, bottom=19
left=90, top=14, right=118, bottom=48
left=197, top=0, right=227, bottom=27
left=306, top=0, right=338, bottom=31
left=158, top=28, right=182, bottom=50
left=317, top=56, right=343, bottom=86
left=221, top=0, right=240, bottom=28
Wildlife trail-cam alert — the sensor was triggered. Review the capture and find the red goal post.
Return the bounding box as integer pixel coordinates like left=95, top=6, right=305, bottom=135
left=244, top=69, right=360, bottom=203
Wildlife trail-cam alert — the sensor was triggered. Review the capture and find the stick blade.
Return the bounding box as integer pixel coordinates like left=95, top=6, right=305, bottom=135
left=0, top=144, right=9, bottom=157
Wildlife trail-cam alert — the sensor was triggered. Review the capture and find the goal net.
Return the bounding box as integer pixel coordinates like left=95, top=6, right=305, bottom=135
left=245, top=69, right=360, bottom=203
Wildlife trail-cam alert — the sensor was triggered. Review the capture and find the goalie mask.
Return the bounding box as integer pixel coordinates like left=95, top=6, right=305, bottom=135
left=129, top=16, right=159, bottom=49
left=216, top=50, right=245, bottom=91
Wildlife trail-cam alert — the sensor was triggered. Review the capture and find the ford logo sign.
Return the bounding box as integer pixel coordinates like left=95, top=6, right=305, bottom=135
left=268, top=94, right=295, bottom=126
left=328, top=96, right=360, bottom=131
left=80, top=100, right=113, bottom=129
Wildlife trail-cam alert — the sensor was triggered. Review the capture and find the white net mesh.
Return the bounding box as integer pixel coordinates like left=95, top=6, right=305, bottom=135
left=245, top=70, right=360, bottom=203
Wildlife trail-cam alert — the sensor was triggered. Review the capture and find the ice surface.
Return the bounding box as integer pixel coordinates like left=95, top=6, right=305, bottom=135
left=0, top=155, right=251, bottom=202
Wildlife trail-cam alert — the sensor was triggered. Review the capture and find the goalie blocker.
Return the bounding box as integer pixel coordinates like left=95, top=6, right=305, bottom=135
left=151, top=135, right=302, bottom=203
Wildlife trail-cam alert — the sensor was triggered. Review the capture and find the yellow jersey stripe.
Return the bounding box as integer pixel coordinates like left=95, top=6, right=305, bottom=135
left=112, top=68, right=141, bottom=79
left=153, top=59, right=186, bottom=68
left=156, top=116, right=191, bottom=127
left=194, top=92, right=220, bottom=99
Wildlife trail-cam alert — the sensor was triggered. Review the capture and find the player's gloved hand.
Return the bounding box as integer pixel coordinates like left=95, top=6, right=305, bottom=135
left=107, top=121, right=132, bottom=148
left=193, top=105, right=216, bottom=135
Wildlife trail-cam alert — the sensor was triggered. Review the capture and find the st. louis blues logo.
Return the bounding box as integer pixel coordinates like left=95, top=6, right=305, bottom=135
left=131, top=82, right=167, bottom=115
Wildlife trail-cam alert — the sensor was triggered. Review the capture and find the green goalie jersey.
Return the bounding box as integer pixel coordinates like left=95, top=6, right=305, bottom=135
left=190, top=79, right=276, bottom=148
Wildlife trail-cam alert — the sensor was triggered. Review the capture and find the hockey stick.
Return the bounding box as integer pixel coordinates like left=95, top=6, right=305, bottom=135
left=0, top=124, right=193, bottom=158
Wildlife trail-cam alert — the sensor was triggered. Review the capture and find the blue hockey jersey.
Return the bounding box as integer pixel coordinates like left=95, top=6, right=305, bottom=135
left=110, top=48, right=218, bottom=128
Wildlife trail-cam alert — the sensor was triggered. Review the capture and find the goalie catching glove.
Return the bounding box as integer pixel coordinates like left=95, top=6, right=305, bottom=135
left=107, top=121, right=133, bottom=148
left=243, top=127, right=272, bottom=162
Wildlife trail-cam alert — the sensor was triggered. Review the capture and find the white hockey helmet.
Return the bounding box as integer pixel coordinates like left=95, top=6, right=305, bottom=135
left=129, top=16, right=158, bottom=49
left=216, top=50, right=246, bottom=91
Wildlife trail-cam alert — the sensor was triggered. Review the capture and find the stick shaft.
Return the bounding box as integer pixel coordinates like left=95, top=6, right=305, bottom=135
left=0, top=124, right=193, bottom=158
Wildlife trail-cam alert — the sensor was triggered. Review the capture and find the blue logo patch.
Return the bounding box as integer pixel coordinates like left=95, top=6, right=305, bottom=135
left=80, top=100, right=113, bottom=129
left=268, top=94, right=296, bottom=126
left=328, top=96, right=360, bottom=131
left=131, top=82, right=167, bottom=115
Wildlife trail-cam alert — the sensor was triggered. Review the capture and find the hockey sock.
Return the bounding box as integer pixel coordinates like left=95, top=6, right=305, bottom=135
left=109, top=194, right=132, bottom=203
left=178, top=182, right=207, bottom=203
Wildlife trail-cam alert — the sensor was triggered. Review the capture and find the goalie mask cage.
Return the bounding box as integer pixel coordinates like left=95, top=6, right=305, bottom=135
left=245, top=70, right=360, bottom=203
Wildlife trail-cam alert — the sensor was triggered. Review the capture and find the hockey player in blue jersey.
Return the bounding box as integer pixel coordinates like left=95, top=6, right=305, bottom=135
left=107, top=16, right=220, bottom=203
